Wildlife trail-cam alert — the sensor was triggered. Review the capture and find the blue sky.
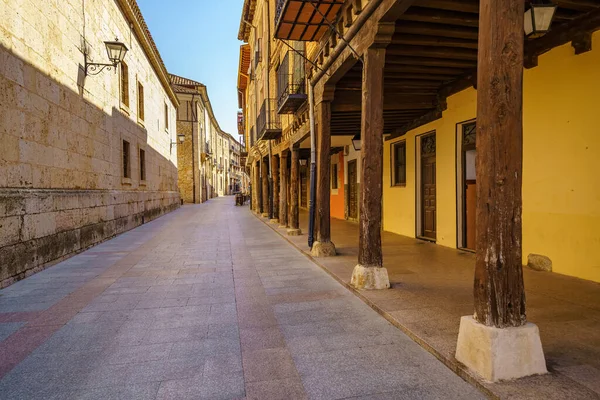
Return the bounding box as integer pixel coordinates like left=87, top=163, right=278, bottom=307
left=137, top=0, right=245, bottom=137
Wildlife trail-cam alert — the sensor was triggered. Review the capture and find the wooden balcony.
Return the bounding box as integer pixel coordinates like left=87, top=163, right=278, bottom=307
left=275, top=0, right=344, bottom=41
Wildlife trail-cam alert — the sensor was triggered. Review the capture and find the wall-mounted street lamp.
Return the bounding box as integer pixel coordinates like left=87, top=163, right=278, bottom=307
left=352, top=133, right=361, bottom=151
left=524, top=1, right=557, bottom=38
left=171, top=133, right=186, bottom=152
left=84, top=39, right=128, bottom=76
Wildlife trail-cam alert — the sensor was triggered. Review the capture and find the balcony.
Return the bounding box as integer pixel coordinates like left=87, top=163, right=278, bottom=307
left=257, top=99, right=282, bottom=141
left=277, top=50, right=307, bottom=114
left=275, top=0, right=345, bottom=41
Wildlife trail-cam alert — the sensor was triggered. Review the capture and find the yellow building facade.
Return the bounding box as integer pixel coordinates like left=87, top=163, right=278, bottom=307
left=383, top=31, right=600, bottom=283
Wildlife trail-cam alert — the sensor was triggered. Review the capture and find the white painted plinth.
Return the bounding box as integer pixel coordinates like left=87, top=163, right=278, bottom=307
left=455, top=316, right=547, bottom=382
left=310, top=241, right=336, bottom=257
left=287, top=228, right=302, bottom=236
left=350, top=265, right=390, bottom=290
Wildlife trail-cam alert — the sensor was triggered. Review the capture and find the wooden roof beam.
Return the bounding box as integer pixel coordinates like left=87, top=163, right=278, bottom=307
left=399, top=7, right=479, bottom=27
left=418, top=0, right=479, bottom=14
left=395, top=21, right=479, bottom=40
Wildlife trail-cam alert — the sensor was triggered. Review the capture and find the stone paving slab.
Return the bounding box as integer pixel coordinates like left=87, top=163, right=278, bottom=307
left=0, top=198, right=484, bottom=399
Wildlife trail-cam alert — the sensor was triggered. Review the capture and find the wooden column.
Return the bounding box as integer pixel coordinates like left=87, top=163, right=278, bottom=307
left=261, top=157, right=269, bottom=217
left=358, top=47, right=385, bottom=268
left=279, top=151, right=288, bottom=227
left=315, top=99, right=332, bottom=244
left=254, top=162, right=261, bottom=213
left=288, top=148, right=300, bottom=233
left=272, top=154, right=279, bottom=222
left=474, top=0, right=526, bottom=328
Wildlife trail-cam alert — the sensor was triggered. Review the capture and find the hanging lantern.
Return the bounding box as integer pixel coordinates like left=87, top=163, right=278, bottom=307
left=524, top=1, right=557, bottom=38
left=351, top=133, right=361, bottom=151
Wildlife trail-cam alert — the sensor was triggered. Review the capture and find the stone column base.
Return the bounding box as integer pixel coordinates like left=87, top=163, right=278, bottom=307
left=350, top=265, right=390, bottom=290
left=261, top=213, right=269, bottom=218
left=278, top=224, right=288, bottom=229
left=455, top=316, right=547, bottom=382
left=269, top=219, right=279, bottom=224
left=310, top=241, right=336, bottom=257
left=287, top=228, right=302, bottom=236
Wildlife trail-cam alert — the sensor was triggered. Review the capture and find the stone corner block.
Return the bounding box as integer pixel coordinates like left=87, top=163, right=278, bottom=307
left=350, top=265, right=390, bottom=290
left=527, top=254, right=552, bottom=272
left=310, top=241, right=336, bottom=257
left=455, top=315, right=547, bottom=382
left=269, top=218, right=279, bottom=224
left=286, top=228, right=302, bottom=236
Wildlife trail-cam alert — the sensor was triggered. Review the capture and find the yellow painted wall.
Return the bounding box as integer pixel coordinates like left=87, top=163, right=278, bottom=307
left=383, top=31, right=600, bottom=283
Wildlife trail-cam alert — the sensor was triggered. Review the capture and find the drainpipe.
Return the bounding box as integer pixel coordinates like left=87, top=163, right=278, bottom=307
left=308, top=84, right=316, bottom=248
left=191, top=94, right=196, bottom=204
left=265, top=0, right=274, bottom=220
left=307, top=0, right=384, bottom=246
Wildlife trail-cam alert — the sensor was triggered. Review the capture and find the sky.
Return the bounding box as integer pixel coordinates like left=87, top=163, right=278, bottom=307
left=137, top=0, right=245, bottom=137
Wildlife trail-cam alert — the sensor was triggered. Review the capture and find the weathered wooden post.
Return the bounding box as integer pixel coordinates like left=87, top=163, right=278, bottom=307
left=261, top=157, right=269, bottom=218
left=350, top=46, right=389, bottom=290
left=288, top=148, right=301, bottom=235
left=270, top=154, right=279, bottom=224
left=279, top=151, right=288, bottom=228
left=455, top=0, right=547, bottom=382
left=311, top=87, right=336, bottom=257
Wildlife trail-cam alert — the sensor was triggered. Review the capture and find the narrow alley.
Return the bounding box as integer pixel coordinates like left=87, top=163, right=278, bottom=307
left=0, top=198, right=483, bottom=400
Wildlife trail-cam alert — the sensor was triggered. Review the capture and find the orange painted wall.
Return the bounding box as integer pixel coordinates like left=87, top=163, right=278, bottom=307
left=330, top=151, right=345, bottom=220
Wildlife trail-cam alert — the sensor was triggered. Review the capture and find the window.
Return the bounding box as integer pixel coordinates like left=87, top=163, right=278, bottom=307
left=120, top=62, right=129, bottom=107
left=392, top=141, right=406, bottom=186
left=331, top=163, right=338, bottom=189
left=164, top=103, right=169, bottom=130
left=137, top=81, right=144, bottom=122
left=139, top=149, right=146, bottom=181
left=122, top=140, right=131, bottom=178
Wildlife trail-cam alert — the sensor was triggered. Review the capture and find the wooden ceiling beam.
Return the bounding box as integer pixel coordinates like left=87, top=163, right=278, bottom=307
left=554, top=0, right=600, bottom=12
left=387, top=45, right=478, bottom=60
left=384, top=64, right=466, bottom=75
left=418, top=0, right=479, bottom=14
left=395, top=21, right=479, bottom=40
left=386, top=55, right=476, bottom=68
left=399, top=7, right=479, bottom=27
left=391, top=34, right=478, bottom=49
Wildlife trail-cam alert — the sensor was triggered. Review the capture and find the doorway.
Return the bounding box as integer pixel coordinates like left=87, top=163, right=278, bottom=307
left=457, top=121, right=477, bottom=251
left=347, top=159, right=358, bottom=220
left=418, top=132, right=436, bottom=240
left=300, top=163, right=308, bottom=209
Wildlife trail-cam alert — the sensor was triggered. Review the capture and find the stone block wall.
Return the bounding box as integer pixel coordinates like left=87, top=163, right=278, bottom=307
left=0, top=189, right=179, bottom=288
left=0, top=0, right=181, bottom=286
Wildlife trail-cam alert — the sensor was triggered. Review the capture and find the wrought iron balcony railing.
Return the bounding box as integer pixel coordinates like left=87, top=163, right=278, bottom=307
left=277, top=50, right=307, bottom=114
left=257, top=99, right=282, bottom=141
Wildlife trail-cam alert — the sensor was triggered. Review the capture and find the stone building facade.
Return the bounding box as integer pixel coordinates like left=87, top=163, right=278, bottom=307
left=170, top=74, right=243, bottom=202
left=0, top=0, right=180, bottom=287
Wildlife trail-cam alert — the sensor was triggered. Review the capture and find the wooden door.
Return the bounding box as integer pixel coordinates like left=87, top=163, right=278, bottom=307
left=300, top=164, right=308, bottom=209
left=421, top=134, right=436, bottom=240
left=462, top=122, right=477, bottom=250
left=348, top=160, right=358, bottom=220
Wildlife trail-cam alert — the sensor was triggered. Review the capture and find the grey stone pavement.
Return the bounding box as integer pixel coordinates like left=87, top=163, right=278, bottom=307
left=0, top=197, right=484, bottom=400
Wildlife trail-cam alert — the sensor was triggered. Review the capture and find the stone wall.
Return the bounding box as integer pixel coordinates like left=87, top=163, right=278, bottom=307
left=0, top=0, right=180, bottom=286
left=0, top=189, right=179, bottom=288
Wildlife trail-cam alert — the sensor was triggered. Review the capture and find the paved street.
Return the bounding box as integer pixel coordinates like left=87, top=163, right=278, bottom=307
left=0, top=197, right=483, bottom=400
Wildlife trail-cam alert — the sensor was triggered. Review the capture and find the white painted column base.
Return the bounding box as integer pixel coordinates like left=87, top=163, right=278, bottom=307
left=455, top=316, right=547, bottom=382
left=311, top=241, right=336, bottom=257
left=350, top=265, right=390, bottom=290
left=286, top=228, right=302, bottom=236
left=269, top=219, right=279, bottom=224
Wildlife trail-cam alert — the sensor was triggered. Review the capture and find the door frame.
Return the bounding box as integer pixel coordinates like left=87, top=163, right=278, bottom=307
left=455, top=118, right=476, bottom=251
left=415, top=130, right=436, bottom=241
left=347, top=158, right=358, bottom=221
